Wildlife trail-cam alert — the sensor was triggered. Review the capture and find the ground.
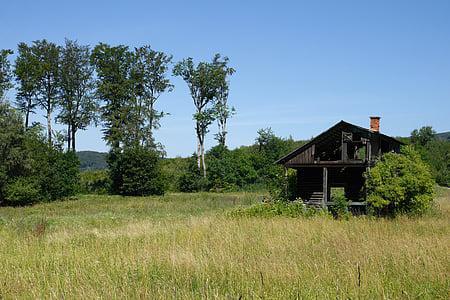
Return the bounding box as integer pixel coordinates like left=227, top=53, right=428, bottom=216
left=0, top=190, right=449, bottom=299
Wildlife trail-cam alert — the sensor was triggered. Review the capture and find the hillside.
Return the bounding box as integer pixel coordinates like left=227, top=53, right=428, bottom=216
left=436, top=131, right=450, bottom=141
left=76, top=151, right=107, bottom=171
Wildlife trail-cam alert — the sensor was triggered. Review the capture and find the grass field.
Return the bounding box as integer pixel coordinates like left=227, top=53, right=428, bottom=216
left=0, top=190, right=449, bottom=299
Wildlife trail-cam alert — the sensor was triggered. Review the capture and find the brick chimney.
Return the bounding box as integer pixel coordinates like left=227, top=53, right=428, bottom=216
left=370, top=116, right=380, bottom=132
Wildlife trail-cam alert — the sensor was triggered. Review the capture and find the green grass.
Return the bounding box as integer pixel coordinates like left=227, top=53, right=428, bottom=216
left=0, top=190, right=449, bottom=299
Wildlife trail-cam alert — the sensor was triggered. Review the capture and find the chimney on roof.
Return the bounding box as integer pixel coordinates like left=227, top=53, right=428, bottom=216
left=370, top=116, right=380, bottom=132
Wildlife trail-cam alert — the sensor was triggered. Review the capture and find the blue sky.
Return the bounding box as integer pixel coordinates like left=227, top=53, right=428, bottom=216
left=2, top=0, right=449, bottom=157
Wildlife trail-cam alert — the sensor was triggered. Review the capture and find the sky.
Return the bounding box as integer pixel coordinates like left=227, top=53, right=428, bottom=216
left=2, top=0, right=450, bottom=157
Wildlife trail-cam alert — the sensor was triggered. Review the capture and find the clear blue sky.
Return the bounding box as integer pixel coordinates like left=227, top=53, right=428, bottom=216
left=2, top=0, right=449, bottom=157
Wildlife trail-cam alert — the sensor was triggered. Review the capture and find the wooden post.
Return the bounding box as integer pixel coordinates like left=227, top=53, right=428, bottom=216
left=322, top=167, right=328, bottom=207
left=284, top=167, right=288, bottom=198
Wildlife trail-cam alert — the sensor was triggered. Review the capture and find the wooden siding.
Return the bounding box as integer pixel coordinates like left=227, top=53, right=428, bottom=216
left=286, top=144, right=315, bottom=165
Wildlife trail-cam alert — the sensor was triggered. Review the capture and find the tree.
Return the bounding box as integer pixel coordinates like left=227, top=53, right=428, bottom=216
left=14, top=43, right=39, bottom=128
left=212, top=54, right=235, bottom=146
left=33, top=40, right=61, bottom=144
left=173, top=56, right=225, bottom=177
left=131, top=46, right=173, bottom=147
left=365, top=146, right=435, bottom=216
left=411, top=126, right=450, bottom=187
left=58, top=39, right=97, bottom=151
left=0, top=49, right=13, bottom=102
left=91, top=43, right=134, bottom=150
left=108, top=146, right=165, bottom=196
left=411, top=126, right=436, bottom=147
left=0, top=102, right=79, bottom=205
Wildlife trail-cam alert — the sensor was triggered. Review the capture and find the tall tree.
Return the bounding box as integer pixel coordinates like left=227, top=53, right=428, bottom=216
left=212, top=54, right=235, bottom=146
left=33, top=40, right=60, bottom=144
left=91, top=43, right=134, bottom=150
left=0, top=49, right=13, bottom=102
left=131, top=45, right=173, bottom=147
left=173, top=57, right=222, bottom=177
left=58, top=39, right=97, bottom=151
left=14, top=43, right=39, bottom=128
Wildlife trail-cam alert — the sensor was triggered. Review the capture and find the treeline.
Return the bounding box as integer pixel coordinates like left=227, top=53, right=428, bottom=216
left=0, top=39, right=236, bottom=202
left=80, top=128, right=304, bottom=194
left=408, top=126, right=450, bottom=186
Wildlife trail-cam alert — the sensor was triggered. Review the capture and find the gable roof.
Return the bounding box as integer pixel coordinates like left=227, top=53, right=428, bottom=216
left=276, top=120, right=404, bottom=164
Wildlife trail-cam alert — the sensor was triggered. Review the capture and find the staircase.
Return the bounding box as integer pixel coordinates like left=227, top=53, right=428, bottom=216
left=306, top=191, right=324, bottom=207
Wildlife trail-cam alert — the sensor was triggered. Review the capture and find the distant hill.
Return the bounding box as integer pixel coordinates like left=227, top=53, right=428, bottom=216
left=436, top=131, right=450, bottom=142
left=76, top=151, right=107, bottom=171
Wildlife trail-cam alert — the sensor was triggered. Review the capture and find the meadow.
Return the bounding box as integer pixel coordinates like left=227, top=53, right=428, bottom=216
left=0, top=190, right=448, bottom=299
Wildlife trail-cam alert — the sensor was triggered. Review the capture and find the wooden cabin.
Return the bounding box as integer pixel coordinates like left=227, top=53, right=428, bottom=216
left=276, top=117, right=403, bottom=207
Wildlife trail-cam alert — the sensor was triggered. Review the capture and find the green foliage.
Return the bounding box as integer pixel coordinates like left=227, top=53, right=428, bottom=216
left=4, top=177, right=41, bottom=205
left=0, top=102, right=80, bottom=205
left=0, top=49, right=13, bottom=101
left=79, top=170, right=111, bottom=194
left=228, top=200, right=328, bottom=218
left=108, top=146, right=165, bottom=196
left=163, top=129, right=305, bottom=193
left=328, top=189, right=350, bottom=219
left=58, top=39, right=97, bottom=151
left=177, top=154, right=206, bottom=192
left=365, top=146, right=435, bottom=216
left=173, top=54, right=234, bottom=176
left=32, top=40, right=61, bottom=143
left=411, top=126, right=436, bottom=147
left=206, top=145, right=257, bottom=191
left=14, top=43, right=39, bottom=128
left=410, top=126, right=450, bottom=187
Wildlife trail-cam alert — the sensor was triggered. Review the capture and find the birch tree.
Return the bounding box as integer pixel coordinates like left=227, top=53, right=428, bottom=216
left=212, top=54, right=235, bottom=146
left=173, top=56, right=222, bottom=177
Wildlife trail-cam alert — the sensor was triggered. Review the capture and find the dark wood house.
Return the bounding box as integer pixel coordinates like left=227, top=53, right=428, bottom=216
left=276, top=117, right=403, bottom=207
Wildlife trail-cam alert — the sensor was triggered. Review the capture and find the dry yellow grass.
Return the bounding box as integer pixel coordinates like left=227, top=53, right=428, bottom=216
left=0, top=190, right=448, bottom=299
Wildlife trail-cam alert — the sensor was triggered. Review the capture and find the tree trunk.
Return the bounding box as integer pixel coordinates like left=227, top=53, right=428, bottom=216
left=197, top=139, right=201, bottom=171
left=201, top=142, right=206, bottom=178
left=25, top=110, right=30, bottom=129
left=67, top=124, right=71, bottom=150
left=47, top=108, right=52, bottom=145
left=71, top=128, right=76, bottom=151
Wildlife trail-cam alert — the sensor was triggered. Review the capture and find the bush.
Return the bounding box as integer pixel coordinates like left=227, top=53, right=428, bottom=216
left=108, top=146, right=165, bottom=196
left=0, top=103, right=80, bottom=205
left=365, top=146, right=435, bottom=216
left=177, top=154, right=206, bottom=192
left=328, top=190, right=350, bottom=219
left=38, top=149, right=80, bottom=201
left=79, top=170, right=111, bottom=194
left=5, top=177, right=41, bottom=205
left=228, top=201, right=328, bottom=218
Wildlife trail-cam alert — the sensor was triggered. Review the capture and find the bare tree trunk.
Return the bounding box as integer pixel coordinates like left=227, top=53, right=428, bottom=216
left=47, top=108, right=52, bottom=145
left=197, top=139, right=201, bottom=170
left=71, top=127, right=76, bottom=151
left=25, top=110, right=30, bottom=129
left=201, top=142, right=206, bottom=178
left=67, top=123, right=71, bottom=150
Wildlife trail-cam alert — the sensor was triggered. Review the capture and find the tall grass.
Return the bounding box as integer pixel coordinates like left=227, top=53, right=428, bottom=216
left=0, top=190, right=448, bottom=298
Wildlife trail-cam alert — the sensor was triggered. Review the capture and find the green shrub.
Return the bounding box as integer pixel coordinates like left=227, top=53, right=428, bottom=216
left=79, top=170, right=111, bottom=194
left=5, top=177, right=41, bottom=205
left=0, top=103, right=80, bottom=205
left=228, top=201, right=329, bottom=218
left=328, top=190, right=350, bottom=219
left=177, top=154, right=206, bottom=192
left=108, top=146, right=165, bottom=196
left=365, top=146, right=435, bottom=216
